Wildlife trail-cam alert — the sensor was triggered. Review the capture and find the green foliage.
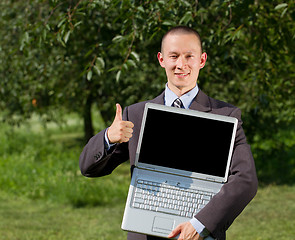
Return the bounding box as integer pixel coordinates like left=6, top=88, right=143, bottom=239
left=0, top=117, right=129, bottom=207
left=1, top=0, right=295, bottom=166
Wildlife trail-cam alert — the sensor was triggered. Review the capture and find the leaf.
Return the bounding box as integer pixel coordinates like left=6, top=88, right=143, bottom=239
left=87, top=70, right=93, bottom=81
left=116, top=70, right=121, bottom=82
left=112, top=35, right=123, bottom=43
left=126, top=59, right=136, bottom=68
left=42, top=29, right=47, bottom=41
left=45, top=24, right=51, bottom=31
left=64, top=30, right=71, bottom=43
left=57, top=32, right=66, bottom=47
left=96, top=57, right=105, bottom=69
left=74, top=21, right=83, bottom=28
left=281, top=8, right=288, bottom=18
left=130, top=51, right=140, bottom=62
left=93, top=65, right=101, bottom=76
left=122, top=63, right=128, bottom=71
left=108, top=66, right=120, bottom=72
left=57, top=18, right=67, bottom=28
left=179, top=11, right=193, bottom=25
left=24, top=32, right=29, bottom=42
left=274, top=3, right=288, bottom=10
left=137, top=6, right=145, bottom=13
left=84, top=48, right=94, bottom=58
left=162, top=20, right=175, bottom=26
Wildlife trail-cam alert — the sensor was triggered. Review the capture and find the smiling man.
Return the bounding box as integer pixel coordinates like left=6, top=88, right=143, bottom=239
left=157, top=28, right=207, bottom=97
left=79, top=26, right=258, bottom=240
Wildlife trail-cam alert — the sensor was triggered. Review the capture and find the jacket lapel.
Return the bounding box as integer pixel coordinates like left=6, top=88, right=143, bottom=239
left=150, top=91, right=165, bottom=105
left=189, top=89, right=212, bottom=112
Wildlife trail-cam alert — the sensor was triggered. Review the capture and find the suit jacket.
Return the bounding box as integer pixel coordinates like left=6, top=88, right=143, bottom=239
left=79, top=90, right=258, bottom=240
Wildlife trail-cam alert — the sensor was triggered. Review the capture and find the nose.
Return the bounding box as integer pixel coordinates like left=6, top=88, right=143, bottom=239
left=176, top=56, right=187, bottom=69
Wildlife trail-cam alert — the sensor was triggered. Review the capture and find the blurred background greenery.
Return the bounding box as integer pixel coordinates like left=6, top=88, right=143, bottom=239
left=0, top=0, right=295, bottom=239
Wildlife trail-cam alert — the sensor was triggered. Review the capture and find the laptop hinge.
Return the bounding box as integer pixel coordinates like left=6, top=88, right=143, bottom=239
left=206, top=177, right=221, bottom=183
left=138, top=166, right=156, bottom=171
left=138, top=166, right=223, bottom=183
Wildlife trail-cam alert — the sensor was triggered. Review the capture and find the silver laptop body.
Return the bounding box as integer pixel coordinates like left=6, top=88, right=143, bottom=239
left=121, top=103, right=238, bottom=238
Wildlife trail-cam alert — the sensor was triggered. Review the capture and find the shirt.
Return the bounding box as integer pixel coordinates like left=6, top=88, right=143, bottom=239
left=164, top=83, right=199, bottom=108
left=164, top=84, right=208, bottom=236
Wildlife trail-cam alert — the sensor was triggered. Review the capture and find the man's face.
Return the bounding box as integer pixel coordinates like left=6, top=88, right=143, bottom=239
left=157, top=33, right=207, bottom=96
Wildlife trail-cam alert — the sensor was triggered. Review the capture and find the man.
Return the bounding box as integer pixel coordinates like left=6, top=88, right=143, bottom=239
left=79, top=26, right=258, bottom=240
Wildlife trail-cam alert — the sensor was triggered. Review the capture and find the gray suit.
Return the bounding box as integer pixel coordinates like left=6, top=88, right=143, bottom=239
left=79, top=90, right=258, bottom=240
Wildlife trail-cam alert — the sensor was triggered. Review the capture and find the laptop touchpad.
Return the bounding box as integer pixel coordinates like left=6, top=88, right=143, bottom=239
left=152, top=216, right=175, bottom=234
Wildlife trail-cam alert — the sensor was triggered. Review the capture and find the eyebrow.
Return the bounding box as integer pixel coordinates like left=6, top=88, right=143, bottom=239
left=167, top=51, right=194, bottom=55
left=168, top=51, right=178, bottom=55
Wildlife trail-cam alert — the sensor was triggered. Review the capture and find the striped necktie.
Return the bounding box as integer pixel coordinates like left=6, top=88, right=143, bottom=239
left=172, top=98, right=184, bottom=108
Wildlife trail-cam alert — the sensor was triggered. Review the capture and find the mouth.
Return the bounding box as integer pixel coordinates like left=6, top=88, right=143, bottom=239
left=175, top=73, right=189, bottom=78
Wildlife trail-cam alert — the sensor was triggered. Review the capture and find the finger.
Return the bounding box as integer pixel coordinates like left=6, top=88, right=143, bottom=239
left=123, top=127, right=133, bottom=134
left=114, top=103, right=123, bottom=121
left=123, top=121, right=134, bottom=128
left=168, top=224, right=182, bottom=238
left=122, top=130, right=133, bottom=141
left=120, top=133, right=133, bottom=143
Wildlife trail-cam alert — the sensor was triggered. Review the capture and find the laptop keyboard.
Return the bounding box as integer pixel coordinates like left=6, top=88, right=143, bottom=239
left=132, top=179, right=215, bottom=218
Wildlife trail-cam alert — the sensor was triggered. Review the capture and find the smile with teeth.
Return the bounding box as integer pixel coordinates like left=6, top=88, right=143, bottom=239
left=175, top=73, right=189, bottom=77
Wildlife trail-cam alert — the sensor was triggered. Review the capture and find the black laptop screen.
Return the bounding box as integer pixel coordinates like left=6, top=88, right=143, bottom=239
left=138, top=108, right=235, bottom=177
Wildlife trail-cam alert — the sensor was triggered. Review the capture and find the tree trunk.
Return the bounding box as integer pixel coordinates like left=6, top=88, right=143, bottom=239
left=83, top=93, right=94, bottom=143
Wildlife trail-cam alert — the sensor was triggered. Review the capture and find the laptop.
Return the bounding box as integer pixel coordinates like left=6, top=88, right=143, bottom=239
left=121, top=103, right=238, bottom=239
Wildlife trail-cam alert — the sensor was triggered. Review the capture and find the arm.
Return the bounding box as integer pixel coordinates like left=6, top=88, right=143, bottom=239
left=195, top=108, right=258, bottom=238
left=169, top=107, right=257, bottom=239
left=79, top=129, right=128, bottom=177
left=79, top=104, right=134, bottom=177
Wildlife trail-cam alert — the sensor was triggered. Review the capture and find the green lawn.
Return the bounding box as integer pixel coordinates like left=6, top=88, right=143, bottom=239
left=0, top=114, right=294, bottom=240
left=227, top=185, right=295, bottom=239
left=1, top=182, right=294, bottom=240
left=0, top=190, right=127, bottom=240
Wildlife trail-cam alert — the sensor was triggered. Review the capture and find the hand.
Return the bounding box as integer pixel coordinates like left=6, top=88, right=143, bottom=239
left=168, top=222, right=204, bottom=240
left=107, top=103, right=134, bottom=144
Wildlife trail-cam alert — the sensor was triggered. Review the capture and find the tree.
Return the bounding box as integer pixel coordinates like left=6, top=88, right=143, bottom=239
left=1, top=0, right=294, bottom=147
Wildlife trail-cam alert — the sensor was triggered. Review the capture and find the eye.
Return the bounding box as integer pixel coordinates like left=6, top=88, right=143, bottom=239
left=170, top=55, right=178, bottom=59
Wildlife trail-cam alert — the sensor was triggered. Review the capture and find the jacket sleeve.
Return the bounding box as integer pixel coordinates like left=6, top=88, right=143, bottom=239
left=195, top=107, right=258, bottom=238
left=79, top=108, right=130, bottom=178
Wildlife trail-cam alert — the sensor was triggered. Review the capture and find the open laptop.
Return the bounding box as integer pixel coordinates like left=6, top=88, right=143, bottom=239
left=121, top=103, right=238, bottom=239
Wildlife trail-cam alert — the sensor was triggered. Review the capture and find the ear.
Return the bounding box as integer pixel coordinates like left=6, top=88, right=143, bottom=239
left=200, top=52, right=207, bottom=69
left=157, top=52, right=165, bottom=68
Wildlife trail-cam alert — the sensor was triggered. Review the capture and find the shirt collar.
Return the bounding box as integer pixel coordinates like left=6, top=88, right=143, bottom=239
left=164, top=83, right=199, bottom=109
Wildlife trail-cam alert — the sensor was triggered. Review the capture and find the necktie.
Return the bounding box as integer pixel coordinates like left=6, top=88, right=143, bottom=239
left=172, top=98, right=183, bottom=108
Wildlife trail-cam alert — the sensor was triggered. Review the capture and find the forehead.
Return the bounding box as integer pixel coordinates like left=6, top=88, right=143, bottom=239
left=162, top=33, right=202, bottom=54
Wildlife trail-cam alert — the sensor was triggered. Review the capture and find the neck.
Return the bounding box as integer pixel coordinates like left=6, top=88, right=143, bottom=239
left=167, top=83, right=196, bottom=97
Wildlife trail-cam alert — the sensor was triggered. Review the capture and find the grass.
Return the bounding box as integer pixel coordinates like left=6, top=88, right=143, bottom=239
left=0, top=112, right=295, bottom=239
left=0, top=190, right=128, bottom=240
left=0, top=113, right=130, bottom=207
left=0, top=185, right=294, bottom=240
left=227, top=185, right=295, bottom=239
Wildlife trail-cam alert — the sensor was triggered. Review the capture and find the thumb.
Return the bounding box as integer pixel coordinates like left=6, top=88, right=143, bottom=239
left=114, top=103, right=123, bottom=121
left=168, top=224, right=181, bottom=238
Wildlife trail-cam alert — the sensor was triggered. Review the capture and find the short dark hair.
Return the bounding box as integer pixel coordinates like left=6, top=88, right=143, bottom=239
left=161, top=26, right=202, bottom=52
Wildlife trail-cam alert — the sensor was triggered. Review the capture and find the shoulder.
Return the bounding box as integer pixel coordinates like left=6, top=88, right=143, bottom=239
left=200, top=90, right=241, bottom=121
left=211, top=97, right=241, bottom=118
left=122, top=100, right=151, bottom=124
left=209, top=95, right=237, bottom=112
left=127, top=100, right=149, bottom=112
left=124, top=91, right=165, bottom=120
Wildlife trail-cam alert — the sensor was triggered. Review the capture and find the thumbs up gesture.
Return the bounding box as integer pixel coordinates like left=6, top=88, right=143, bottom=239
left=107, top=104, right=134, bottom=144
